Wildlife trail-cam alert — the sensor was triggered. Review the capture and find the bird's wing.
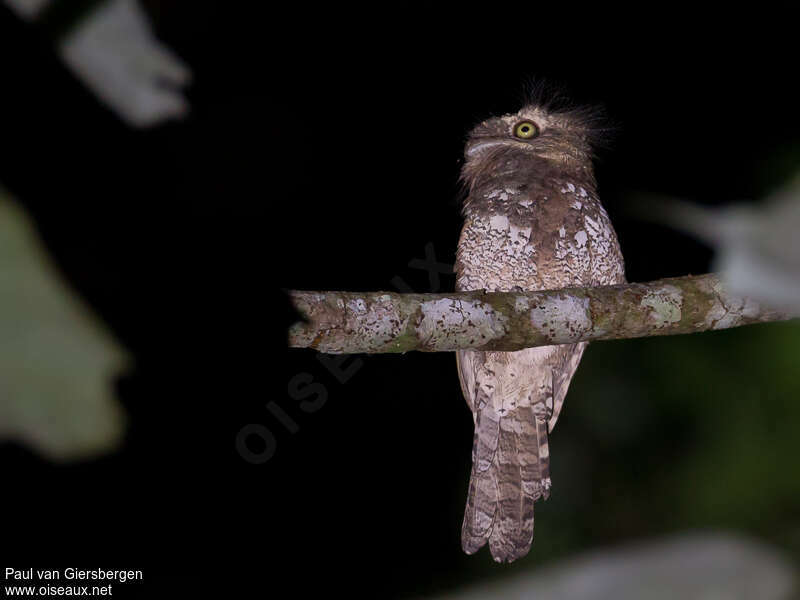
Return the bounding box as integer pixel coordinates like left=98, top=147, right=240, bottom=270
left=456, top=349, right=479, bottom=415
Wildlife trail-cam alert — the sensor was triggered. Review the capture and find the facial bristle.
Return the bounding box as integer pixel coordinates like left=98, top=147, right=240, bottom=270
left=520, top=78, right=616, bottom=151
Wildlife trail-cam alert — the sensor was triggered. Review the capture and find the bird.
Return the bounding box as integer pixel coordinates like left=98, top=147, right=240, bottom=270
left=455, top=88, right=626, bottom=563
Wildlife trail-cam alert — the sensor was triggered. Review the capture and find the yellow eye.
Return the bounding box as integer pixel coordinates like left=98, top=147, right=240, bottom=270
left=514, top=121, right=539, bottom=139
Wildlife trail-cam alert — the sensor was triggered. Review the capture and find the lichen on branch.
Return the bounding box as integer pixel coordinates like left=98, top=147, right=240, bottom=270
left=288, top=274, right=793, bottom=354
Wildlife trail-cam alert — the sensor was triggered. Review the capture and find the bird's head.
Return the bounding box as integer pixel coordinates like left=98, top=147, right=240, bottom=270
left=464, top=103, right=603, bottom=167
left=459, top=82, right=613, bottom=194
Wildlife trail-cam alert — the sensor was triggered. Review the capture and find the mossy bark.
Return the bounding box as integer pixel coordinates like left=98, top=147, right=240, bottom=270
left=288, top=274, right=792, bottom=354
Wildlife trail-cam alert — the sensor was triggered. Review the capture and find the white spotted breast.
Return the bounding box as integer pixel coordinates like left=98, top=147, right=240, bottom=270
left=456, top=181, right=625, bottom=294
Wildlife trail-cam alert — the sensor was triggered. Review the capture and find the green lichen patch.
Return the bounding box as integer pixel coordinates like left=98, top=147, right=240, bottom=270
left=640, top=285, right=683, bottom=328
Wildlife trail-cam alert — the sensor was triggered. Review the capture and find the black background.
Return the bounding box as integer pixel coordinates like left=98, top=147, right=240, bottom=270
left=2, top=6, right=799, bottom=597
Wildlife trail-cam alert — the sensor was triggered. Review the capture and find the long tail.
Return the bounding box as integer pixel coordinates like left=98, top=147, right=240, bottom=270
left=461, top=397, right=551, bottom=563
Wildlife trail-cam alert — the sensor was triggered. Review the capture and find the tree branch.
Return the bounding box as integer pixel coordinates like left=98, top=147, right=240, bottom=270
left=288, top=274, right=793, bottom=354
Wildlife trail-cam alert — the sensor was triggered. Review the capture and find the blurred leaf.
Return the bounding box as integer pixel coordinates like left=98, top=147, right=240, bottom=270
left=628, top=170, right=800, bottom=313
left=428, top=533, right=796, bottom=600
left=0, top=187, right=130, bottom=460
left=57, top=0, right=192, bottom=127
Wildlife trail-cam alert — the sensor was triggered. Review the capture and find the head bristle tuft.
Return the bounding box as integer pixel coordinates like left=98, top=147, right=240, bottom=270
left=520, top=77, right=617, bottom=152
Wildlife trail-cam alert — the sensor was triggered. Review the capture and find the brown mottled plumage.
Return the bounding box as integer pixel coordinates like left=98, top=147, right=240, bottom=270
left=456, top=96, right=625, bottom=563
